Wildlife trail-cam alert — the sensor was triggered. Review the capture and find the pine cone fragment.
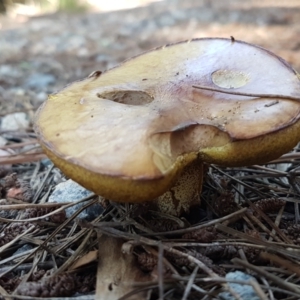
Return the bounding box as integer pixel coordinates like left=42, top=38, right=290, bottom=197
left=15, top=274, right=76, bottom=297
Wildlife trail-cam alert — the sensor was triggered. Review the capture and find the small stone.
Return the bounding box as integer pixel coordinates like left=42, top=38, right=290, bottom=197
left=219, top=271, right=260, bottom=300
left=14, top=88, right=25, bottom=96
left=36, top=91, right=48, bottom=102
left=95, top=54, right=111, bottom=62
left=0, top=136, right=7, bottom=147
left=1, top=112, right=29, bottom=131
left=77, top=47, right=89, bottom=57
left=25, top=73, right=55, bottom=90
left=41, top=158, right=52, bottom=167
left=0, top=65, right=21, bottom=78
left=13, top=244, right=33, bottom=256
left=48, top=179, right=103, bottom=220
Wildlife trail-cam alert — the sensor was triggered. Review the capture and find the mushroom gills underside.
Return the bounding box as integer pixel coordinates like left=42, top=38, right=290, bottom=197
left=153, top=159, right=203, bottom=216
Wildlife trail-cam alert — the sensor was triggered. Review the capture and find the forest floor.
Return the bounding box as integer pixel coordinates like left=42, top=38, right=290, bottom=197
left=0, top=0, right=300, bottom=299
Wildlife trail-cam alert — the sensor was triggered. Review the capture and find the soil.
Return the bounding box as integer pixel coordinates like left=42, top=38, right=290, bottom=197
left=0, top=0, right=300, bottom=299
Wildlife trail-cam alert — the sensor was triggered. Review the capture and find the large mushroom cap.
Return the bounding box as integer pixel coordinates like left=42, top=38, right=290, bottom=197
left=35, top=38, right=300, bottom=202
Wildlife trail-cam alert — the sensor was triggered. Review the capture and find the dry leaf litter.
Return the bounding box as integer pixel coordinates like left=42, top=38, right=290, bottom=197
left=1, top=0, right=300, bottom=299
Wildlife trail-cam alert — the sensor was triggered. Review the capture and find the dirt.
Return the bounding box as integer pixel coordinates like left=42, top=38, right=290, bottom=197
left=0, top=0, right=300, bottom=299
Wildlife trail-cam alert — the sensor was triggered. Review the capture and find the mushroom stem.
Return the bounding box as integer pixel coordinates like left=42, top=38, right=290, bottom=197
left=153, top=159, right=203, bottom=216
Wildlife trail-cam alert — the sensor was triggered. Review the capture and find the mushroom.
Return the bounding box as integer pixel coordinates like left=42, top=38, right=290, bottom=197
left=34, top=38, right=300, bottom=216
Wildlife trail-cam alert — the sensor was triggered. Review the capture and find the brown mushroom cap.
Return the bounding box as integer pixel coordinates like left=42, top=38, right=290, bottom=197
left=34, top=38, right=300, bottom=202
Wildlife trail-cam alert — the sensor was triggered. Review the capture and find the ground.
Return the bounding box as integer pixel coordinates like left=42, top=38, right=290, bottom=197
left=0, top=0, right=300, bottom=299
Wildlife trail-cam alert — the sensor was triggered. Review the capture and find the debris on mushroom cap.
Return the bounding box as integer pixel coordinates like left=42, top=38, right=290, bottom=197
left=34, top=38, right=300, bottom=203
